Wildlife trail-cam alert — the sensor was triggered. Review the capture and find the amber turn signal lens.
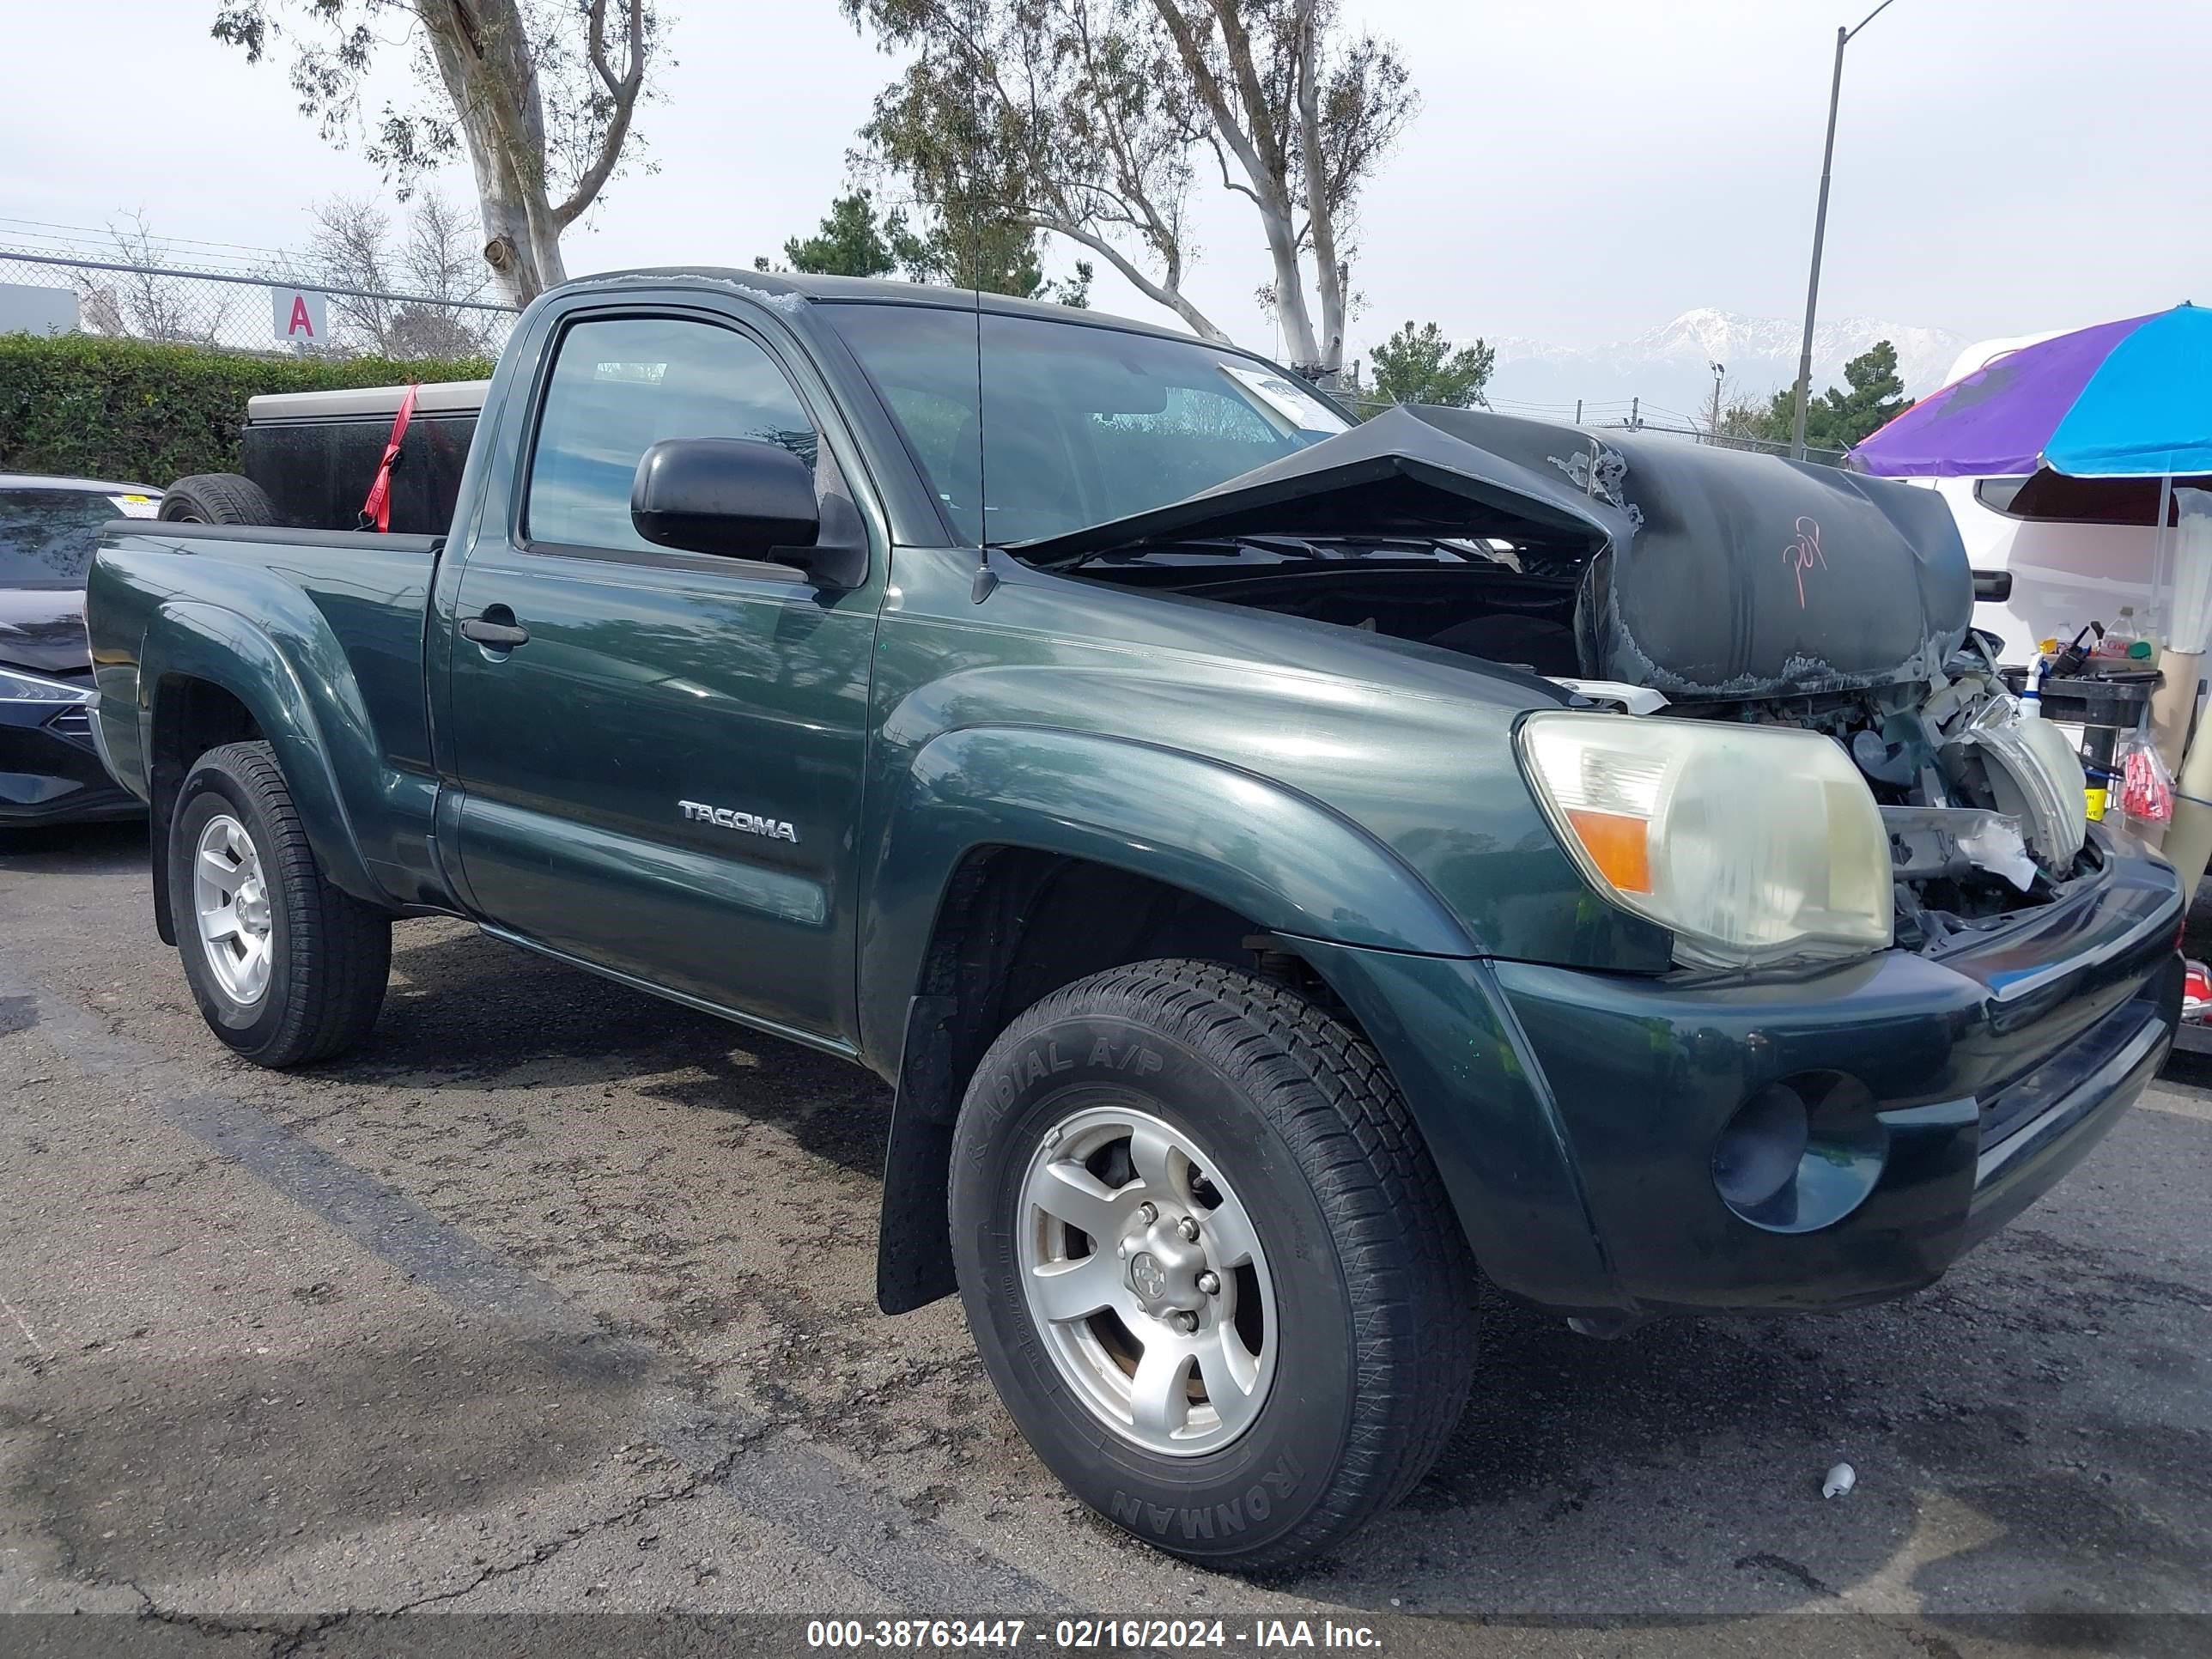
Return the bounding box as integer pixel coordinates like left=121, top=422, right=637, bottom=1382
left=1565, top=808, right=1652, bottom=894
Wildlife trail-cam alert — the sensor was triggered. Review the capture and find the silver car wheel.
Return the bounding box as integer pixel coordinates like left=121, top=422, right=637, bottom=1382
left=193, top=813, right=274, bottom=1006
left=1017, top=1099, right=1276, bottom=1457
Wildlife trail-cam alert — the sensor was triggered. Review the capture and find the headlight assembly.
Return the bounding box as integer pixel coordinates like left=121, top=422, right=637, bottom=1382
left=1949, top=697, right=2087, bottom=869
left=1517, top=711, right=1893, bottom=969
left=0, top=665, right=94, bottom=706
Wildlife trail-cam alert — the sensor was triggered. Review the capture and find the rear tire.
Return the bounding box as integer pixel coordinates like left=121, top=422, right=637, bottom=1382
left=950, top=959, right=1476, bottom=1571
left=167, top=741, right=390, bottom=1066
left=157, top=473, right=275, bottom=526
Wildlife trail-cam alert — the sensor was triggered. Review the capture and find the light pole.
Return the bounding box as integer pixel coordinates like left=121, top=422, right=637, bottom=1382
left=1790, top=0, right=1899, bottom=459
left=1708, top=361, right=1725, bottom=442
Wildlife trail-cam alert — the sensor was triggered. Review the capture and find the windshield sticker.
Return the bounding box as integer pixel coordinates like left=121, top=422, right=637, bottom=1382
left=107, top=494, right=159, bottom=518
left=1221, top=364, right=1349, bottom=434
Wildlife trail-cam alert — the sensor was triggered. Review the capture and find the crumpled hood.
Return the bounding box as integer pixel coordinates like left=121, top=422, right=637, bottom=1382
left=1015, top=404, right=1620, bottom=556
left=0, top=586, right=90, bottom=678
left=1013, top=404, right=1973, bottom=702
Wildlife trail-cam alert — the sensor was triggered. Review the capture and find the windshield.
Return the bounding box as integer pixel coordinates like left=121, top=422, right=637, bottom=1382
left=0, top=489, right=141, bottom=587
left=825, top=302, right=1348, bottom=545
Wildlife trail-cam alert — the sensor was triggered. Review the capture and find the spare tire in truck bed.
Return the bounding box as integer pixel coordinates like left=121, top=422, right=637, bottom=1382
left=157, top=473, right=276, bottom=525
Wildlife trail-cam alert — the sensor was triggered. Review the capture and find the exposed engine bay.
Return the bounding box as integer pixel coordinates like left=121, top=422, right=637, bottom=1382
left=1067, top=548, right=2091, bottom=952
left=1692, top=635, right=2094, bottom=952
left=1012, top=405, right=2093, bottom=957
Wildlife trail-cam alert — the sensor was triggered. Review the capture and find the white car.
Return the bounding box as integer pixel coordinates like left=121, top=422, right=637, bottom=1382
left=1910, top=333, right=2197, bottom=664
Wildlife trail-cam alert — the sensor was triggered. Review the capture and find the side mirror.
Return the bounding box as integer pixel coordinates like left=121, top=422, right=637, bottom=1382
left=631, top=437, right=820, bottom=565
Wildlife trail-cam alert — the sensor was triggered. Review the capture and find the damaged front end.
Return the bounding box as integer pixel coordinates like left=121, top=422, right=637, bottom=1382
left=1725, top=641, right=2094, bottom=953
left=1532, top=408, right=2094, bottom=954
left=1012, top=404, right=2094, bottom=963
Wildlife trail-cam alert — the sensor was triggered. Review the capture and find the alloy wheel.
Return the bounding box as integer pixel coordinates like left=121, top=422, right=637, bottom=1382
left=192, top=812, right=274, bottom=1006
left=1017, top=1099, right=1277, bottom=1456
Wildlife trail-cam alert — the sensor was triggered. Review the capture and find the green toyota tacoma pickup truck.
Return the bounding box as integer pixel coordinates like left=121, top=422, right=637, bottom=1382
left=86, top=270, right=2182, bottom=1571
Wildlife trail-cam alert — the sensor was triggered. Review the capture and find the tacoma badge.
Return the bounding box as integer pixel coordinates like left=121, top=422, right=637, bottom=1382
left=679, top=799, right=799, bottom=843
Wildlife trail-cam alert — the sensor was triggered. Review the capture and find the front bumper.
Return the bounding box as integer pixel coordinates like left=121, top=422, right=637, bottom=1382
left=1302, top=826, right=2182, bottom=1320
left=0, top=697, right=143, bottom=825
left=1498, top=830, right=2180, bottom=1316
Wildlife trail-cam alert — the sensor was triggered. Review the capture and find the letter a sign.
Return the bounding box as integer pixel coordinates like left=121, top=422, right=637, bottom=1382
left=271, top=287, right=328, bottom=343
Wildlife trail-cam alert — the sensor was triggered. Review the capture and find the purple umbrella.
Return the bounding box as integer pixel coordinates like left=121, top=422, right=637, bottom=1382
left=1850, top=304, right=2212, bottom=479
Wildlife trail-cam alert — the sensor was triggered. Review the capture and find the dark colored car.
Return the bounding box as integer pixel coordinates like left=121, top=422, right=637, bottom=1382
left=0, top=475, right=155, bottom=825
left=83, top=272, right=2181, bottom=1571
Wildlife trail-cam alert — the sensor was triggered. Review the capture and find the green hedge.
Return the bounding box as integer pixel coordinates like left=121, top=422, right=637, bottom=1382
left=0, top=334, right=493, bottom=487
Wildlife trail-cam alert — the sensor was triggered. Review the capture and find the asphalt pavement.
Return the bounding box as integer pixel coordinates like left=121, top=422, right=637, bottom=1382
left=2, top=822, right=2208, bottom=1657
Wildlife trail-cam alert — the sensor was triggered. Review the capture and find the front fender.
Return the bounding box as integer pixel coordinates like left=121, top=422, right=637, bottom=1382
left=858, top=724, right=1476, bottom=1072
left=140, top=600, right=385, bottom=907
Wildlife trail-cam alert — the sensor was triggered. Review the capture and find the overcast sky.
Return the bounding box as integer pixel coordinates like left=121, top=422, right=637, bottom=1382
left=6, top=0, right=2207, bottom=368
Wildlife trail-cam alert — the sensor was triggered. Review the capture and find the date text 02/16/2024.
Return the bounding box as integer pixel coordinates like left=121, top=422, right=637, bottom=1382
left=804, top=1618, right=1383, bottom=1650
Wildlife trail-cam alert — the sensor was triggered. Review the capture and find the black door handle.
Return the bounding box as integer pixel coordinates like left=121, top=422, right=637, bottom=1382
left=460, top=615, right=530, bottom=649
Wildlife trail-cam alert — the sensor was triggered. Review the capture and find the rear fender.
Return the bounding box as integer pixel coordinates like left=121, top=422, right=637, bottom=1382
left=139, top=600, right=384, bottom=913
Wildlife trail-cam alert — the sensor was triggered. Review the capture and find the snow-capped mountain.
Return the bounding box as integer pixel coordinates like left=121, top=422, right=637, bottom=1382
left=1474, top=307, right=1964, bottom=426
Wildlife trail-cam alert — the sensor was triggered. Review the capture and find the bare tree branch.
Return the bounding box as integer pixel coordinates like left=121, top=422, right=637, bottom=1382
left=1204, top=131, right=1264, bottom=208
left=1149, top=1, right=1269, bottom=197
left=1292, top=0, right=1342, bottom=367
left=215, top=0, right=668, bottom=303
left=846, top=0, right=1224, bottom=337
left=555, top=0, right=647, bottom=226
left=1018, top=213, right=1229, bottom=342
left=842, top=0, right=1409, bottom=369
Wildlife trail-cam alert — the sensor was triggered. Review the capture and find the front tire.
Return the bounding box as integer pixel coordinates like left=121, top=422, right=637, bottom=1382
left=167, top=742, right=390, bottom=1067
left=950, top=960, right=1476, bottom=1571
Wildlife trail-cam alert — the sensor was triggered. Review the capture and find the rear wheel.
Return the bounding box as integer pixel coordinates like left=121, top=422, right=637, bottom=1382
left=157, top=473, right=274, bottom=526
left=167, top=742, right=390, bottom=1066
left=950, top=959, right=1476, bottom=1571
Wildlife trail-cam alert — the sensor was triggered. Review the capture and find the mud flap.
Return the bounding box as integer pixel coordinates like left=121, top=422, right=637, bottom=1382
left=876, top=993, right=960, bottom=1314
left=151, top=789, right=177, bottom=945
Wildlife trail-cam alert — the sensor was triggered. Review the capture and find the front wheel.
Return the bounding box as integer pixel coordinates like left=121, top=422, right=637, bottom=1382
left=167, top=741, right=391, bottom=1067
left=950, top=960, right=1477, bottom=1571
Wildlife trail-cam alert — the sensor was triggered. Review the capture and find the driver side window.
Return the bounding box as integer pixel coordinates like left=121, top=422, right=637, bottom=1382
left=526, top=314, right=817, bottom=555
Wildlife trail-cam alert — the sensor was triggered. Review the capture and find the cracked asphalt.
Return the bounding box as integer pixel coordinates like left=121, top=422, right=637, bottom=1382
left=2, top=822, right=2209, bottom=1656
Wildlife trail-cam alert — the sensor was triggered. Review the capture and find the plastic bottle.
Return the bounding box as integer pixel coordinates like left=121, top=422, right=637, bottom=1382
left=2129, top=606, right=2159, bottom=657
left=2100, top=606, right=2140, bottom=658
left=2020, top=657, right=2045, bottom=720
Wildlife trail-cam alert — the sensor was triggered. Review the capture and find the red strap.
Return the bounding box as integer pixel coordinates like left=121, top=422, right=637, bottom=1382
left=359, top=382, right=420, bottom=532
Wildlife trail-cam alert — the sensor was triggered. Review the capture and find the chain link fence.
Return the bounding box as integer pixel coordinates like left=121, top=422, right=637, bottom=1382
left=9, top=228, right=1855, bottom=466
left=0, top=247, right=517, bottom=359
left=1344, top=394, right=1847, bottom=466
left=1601, top=414, right=1849, bottom=467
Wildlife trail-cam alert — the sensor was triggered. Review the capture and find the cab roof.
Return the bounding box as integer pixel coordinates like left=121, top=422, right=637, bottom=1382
left=566, top=266, right=1207, bottom=347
